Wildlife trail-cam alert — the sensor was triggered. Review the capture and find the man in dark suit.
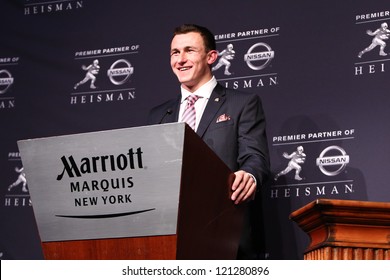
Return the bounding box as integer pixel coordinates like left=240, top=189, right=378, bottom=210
left=148, top=24, right=270, bottom=259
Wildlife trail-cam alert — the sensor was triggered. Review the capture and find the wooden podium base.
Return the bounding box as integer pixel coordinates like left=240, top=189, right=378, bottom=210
left=42, top=235, right=177, bottom=260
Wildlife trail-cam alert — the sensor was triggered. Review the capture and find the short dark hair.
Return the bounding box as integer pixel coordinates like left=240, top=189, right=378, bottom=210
left=173, top=24, right=216, bottom=51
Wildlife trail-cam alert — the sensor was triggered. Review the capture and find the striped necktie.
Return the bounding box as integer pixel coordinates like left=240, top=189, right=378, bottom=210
left=182, top=95, right=200, bottom=130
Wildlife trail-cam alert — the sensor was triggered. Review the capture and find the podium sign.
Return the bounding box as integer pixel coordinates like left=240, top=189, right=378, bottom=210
left=18, top=123, right=185, bottom=242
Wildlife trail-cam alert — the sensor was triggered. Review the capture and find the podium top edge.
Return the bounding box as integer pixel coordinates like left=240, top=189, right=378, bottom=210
left=17, top=123, right=186, bottom=143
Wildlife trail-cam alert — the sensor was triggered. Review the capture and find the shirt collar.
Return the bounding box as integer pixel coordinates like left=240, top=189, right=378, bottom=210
left=180, top=76, right=217, bottom=103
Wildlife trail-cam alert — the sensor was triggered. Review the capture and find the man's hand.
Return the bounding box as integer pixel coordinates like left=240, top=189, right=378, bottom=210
left=231, top=170, right=256, bottom=204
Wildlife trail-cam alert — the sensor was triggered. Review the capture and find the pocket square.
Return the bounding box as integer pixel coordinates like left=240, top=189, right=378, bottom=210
left=216, top=113, right=231, bottom=123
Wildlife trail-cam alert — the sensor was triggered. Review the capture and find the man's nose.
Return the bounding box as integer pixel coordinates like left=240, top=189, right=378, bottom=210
left=177, top=52, right=187, bottom=63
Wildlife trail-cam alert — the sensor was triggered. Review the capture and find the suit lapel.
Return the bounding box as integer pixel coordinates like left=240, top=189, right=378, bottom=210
left=196, top=84, right=226, bottom=138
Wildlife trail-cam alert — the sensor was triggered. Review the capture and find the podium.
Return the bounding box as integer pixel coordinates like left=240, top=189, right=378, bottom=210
left=17, top=123, right=244, bottom=260
left=290, top=199, right=390, bottom=260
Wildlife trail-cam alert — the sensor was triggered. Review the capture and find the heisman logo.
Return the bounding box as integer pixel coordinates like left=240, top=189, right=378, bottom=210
left=212, top=43, right=235, bottom=76
left=74, top=59, right=100, bottom=90
left=358, top=22, right=390, bottom=58
left=8, top=166, right=28, bottom=193
left=274, top=146, right=306, bottom=181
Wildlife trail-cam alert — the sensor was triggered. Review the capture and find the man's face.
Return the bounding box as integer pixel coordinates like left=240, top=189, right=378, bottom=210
left=170, top=32, right=217, bottom=92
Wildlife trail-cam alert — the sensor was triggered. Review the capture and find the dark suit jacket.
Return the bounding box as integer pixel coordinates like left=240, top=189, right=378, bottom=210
left=148, top=83, right=270, bottom=186
left=147, top=83, right=270, bottom=259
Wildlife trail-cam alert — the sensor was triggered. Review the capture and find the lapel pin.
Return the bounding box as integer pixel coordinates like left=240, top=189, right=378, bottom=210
left=214, top=98, right=219, bottom=102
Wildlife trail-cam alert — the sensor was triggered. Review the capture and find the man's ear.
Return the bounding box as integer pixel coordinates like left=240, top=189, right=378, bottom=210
left=207, top=50, right=218, bottom=65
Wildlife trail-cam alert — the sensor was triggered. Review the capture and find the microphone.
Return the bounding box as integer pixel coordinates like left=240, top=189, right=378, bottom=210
left=159, top=109, right=173, bottom=124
